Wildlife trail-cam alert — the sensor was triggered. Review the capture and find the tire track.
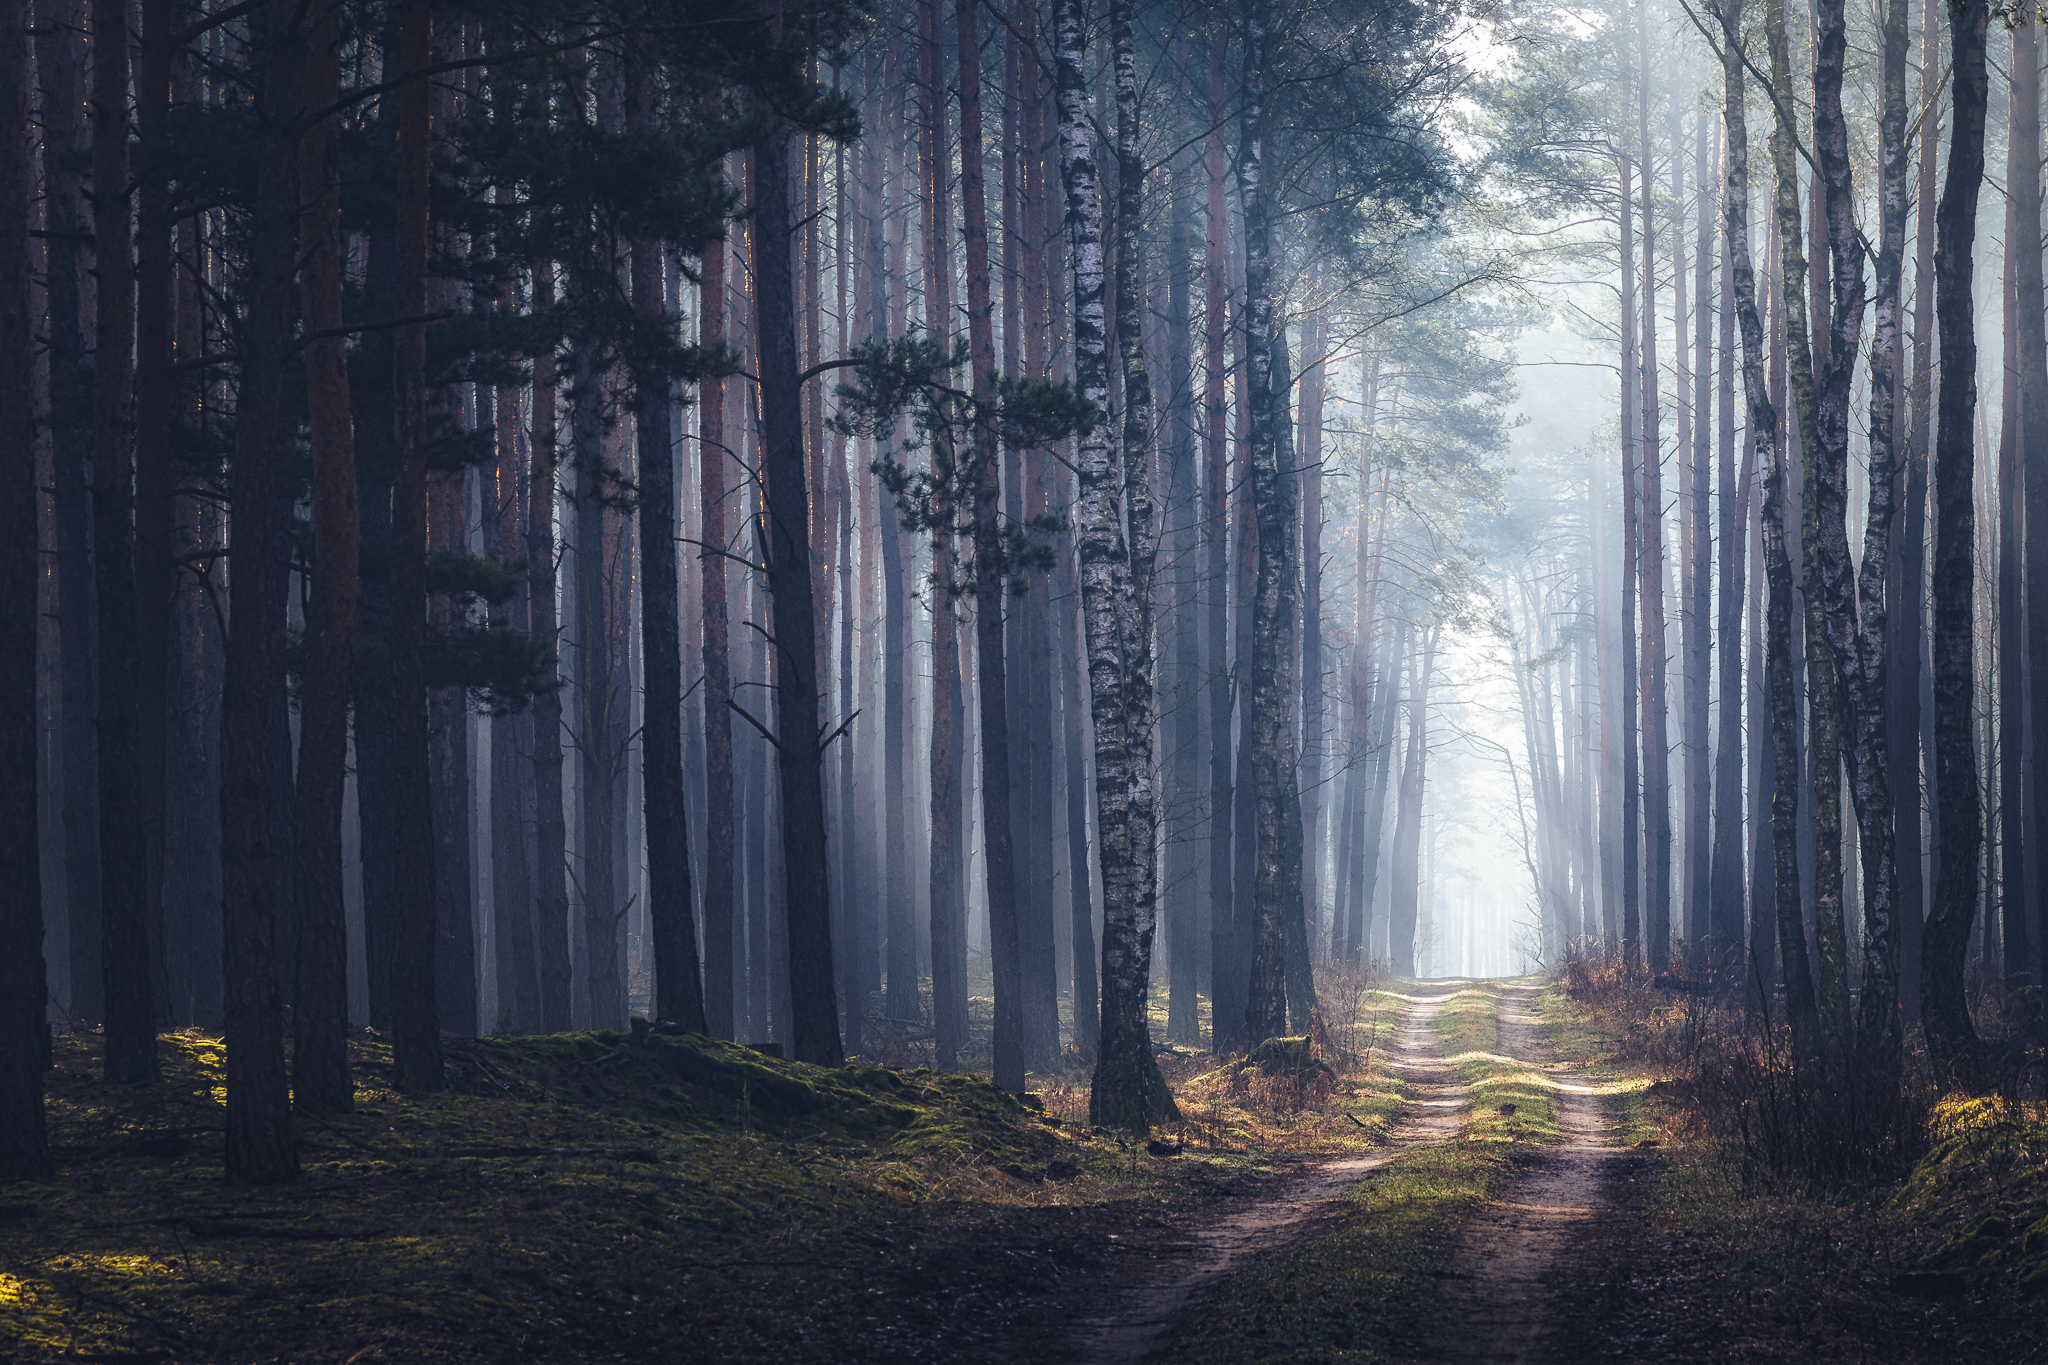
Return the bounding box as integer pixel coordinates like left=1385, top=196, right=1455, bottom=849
left=1067, top=982, right=1473, bottom=1365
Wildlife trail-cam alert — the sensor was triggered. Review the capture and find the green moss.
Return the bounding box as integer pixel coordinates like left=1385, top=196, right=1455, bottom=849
left=0, top=1025, right=1140, bottom=1363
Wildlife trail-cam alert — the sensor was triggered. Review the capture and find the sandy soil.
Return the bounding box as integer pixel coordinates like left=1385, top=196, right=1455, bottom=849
left=1393, top=982, right=1624, bottom=1364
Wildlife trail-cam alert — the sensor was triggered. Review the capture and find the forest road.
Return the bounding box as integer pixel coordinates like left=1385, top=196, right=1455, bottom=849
left=1066, top=981, right=1474, bottom=1365
left=1399, top=980, right=1623, bottom=1365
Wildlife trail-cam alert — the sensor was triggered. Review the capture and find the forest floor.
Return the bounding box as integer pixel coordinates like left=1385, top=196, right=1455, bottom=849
left=4, top=978, right=2044, bottom=1363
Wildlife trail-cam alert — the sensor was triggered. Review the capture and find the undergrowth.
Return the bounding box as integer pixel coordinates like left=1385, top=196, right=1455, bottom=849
left=1544, top=953, right=2048, bottom=1361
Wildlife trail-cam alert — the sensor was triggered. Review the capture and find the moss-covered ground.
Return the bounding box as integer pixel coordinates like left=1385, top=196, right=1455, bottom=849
left=1, top=973, right=1415, bottom=1362
left=0, top=1027, right=1155, bottom=1362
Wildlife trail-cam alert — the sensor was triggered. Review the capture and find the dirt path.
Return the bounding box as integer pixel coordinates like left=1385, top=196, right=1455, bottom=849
left=1066, top=982, right=1475, bottom=1365
left=1400, top=981, right=1623, bottom=1365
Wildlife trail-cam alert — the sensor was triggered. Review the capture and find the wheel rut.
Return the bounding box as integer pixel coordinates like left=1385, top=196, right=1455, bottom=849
left=1066, top=982, right=1473, bottom=1365
left=1397, top=982, right=1625, bottom=1364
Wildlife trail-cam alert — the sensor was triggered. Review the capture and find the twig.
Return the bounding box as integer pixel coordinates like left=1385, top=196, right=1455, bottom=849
left=728, top=698, right=782, bottom=752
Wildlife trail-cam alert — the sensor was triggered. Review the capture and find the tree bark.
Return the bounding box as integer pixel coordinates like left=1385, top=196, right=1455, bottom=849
left=2014, top=14, right=2048, bottom=999
left=528, top=263, right=571, bottom=1034
left=1922, top=0, right=1988, bottom=1085
left=626, top=52, right=706, bottom=1036
left=955, top=0, right=1026, bottom=1089
left=753, top=125, right=843, bottom=1067
left=1272, top=334, right=1313, bottom=1028
left=390, top=0, right=445, bottom=1092
left=696, top=187, right=737, bottom=1042
left=1056, top=472, right=1100, bottom=1048
left=1618, top=125, right=1641, bottom=964
left=1813, top=0, right=1894, bottom=1090
left=1389, top=634, right=1436, bottom=976
left=1767, top=0, right=1850, bottom=1069
left=1299, top=305, right=1327, bottom=976
left=1635, top=2, right=1671, bottom=971
left=1897, top=0, right=1940, bottom=1022
left=220, top=0, right=306, bottom=1176
left=38, top=0, right=102, bottom=1028
left=1239, top=0, right=1293, bottom=1041
left=133, top=0, right=174, bottom=1029
left=1202, top=29, right=1240, bottom=1049
left=1709, top=116, right=1748, bottom=976
left=1844, top=0, right=1910, bottom=1074
left=1715, top=0, right=1819, bottom=1059
left=0, top=0, right=51, bottom=1181
left=91, top=0, right=155, bottom=1084
left=292, top=7, right=357, bottom=1111
left=1055, top=0, right=1174, bottom=1127
left=1164, top=83, right=1202, bottom=1046
left=1685, top=105, right=1714, bottom=954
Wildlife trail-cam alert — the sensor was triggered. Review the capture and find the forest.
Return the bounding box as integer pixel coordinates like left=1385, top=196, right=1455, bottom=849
left=1, top=0, right=2047, bottom=1358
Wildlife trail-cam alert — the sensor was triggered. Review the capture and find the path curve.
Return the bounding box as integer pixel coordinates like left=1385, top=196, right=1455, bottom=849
left=1067, top=982, right=1473, bottom=1365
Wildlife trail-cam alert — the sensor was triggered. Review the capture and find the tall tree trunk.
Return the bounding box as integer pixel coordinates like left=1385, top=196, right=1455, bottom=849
left=570, top=360, right=616, bottom=1029
left=1358, top=615, right=1402, bottom=969
left=916, top=0, right=960, bottom=1057
left=0, top=0, right=51, bottom=1181
left=1016, top=17, right=1063, bottom=1065
left=629, top=51, right=706, bottom=1035
left=221, top=0, right=306, bottom=1176
left=955, top=0, right=1025, bottom=1090
left=133, top=0, right=173, bottom=1028
left=753, top=123, right=844, bottom=1067
left=1922, top=0, right=1989, bottom=1085
left=1685, top=105, right=1714, bottom=954
left=1057, top=517, right=1099, bottom=1048
left=1845, top=0, right=1910, bottom=1076
left=1813, top=0, right=1892, bottom=1089
left=529, top=264, right=570, bottom=1033
left=92, top=0, right=155, bottom=1084
left=1389, top=636, right=1436, bottom=976
left=38, top=0, right=102, bottom=1028
left=1165, top=90, right=1201, bottom=1046
left=1618, top=126, right=1641, bottom=964
left=490, top=382, right=539, bottom=1033
left=1273, top=335, right=1313, bottom=1027
left=1107, top=0, right=1169, bottom=1079
left=1055, top=0, right=1174, bottom=1127
left=2015, top=14, right=2048, bottom=999
left=1710, top=117, right=1748, bottom=975
left=1635, top=3, right=1671, bottom=972
left=1767, top=0, right=1850, bottom=1068
left=390, top=0, right=445, bottom=1092
left=1202, top=30, right=1239, bottom=1050
left=1299, top=306, right=1327, bottom=972
left=1240, top=0, right=1293, bottom=1042
left=1897, top=0, right=1940, bottom=1022
left=293, top=8, right=357, bottom=1111
left=1716, top=0, right=1820, bottom=1059
left=425, top=37, right=472, bottom=1043
left=698, top=181, right=737, bottom=1038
